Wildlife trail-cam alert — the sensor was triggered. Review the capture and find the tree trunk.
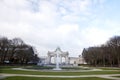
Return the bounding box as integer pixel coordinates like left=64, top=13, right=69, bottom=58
left=8, top=48, right=16, bottom=63
left=117, top=56, right=120, bottom=67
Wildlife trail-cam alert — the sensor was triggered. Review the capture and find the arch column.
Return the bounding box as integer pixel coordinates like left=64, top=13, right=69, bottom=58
left=65, top=56, right=69, bottom=64
left=47, top=55, right=51, bottom=64
left=54, top=55, right=56, bottom=64
left=60, top=55, right=62, bottom=64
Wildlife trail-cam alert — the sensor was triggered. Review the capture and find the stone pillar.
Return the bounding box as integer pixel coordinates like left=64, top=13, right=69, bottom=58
left=54, top=55, right=56, bottom=64
left=65, top=56, right=69, bottom=64
left=60, top=55, right=62, bottom=64
left=47, top=56, right=51, bottom=64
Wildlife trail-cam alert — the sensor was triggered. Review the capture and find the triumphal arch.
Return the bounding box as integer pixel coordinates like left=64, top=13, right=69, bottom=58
left=47, top=47, right=69, bottom=64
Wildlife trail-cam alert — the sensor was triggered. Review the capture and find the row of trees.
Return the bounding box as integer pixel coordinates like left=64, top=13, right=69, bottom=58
left=0, top=36, right=39, bottom=65
left=82, top=36, right=120, bottom=67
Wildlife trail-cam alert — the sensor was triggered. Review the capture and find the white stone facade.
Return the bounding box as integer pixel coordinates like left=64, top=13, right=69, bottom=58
left=47, top=47, right=69, bottom=65
left=38, top=47, right=86, bottom=66
left=69, top=55, right=86, bottom=66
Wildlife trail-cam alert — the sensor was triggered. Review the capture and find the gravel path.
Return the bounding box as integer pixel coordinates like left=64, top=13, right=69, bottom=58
left=0, top=73, right=120, bottom=80
left=12, top=68, right=103, bottom=72
left=1, top=68, right=120, bottom=80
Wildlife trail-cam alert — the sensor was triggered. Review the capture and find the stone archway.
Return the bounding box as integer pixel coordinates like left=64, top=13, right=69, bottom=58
left=47, top=47, right=69, bottom=65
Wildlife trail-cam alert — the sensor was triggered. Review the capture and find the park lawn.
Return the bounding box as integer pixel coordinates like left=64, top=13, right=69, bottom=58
left=112, top=76, right=120, bottom=78
left=0, top=69, right=120, bottom=75
left=1, top=76, right=111, bottom=80
left=24, top=66, right=90, bottom=70
left=99, top=67, right=120, bottom=70
left=0, top=66, right=27, bottom=69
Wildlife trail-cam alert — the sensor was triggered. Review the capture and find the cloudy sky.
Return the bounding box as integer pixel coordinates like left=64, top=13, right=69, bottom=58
left=0, top=0, right=120, bottom=57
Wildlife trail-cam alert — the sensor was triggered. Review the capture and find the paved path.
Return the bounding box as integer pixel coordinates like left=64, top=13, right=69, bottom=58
left=11, top=68, right=103, bottom=72
left=0, top=75, right=6, bottom=79
left=12, top=68, right=120, bottom=72
left=0, top=73, right=120, bottom=80
left=1, top=68, right=120, bottom=80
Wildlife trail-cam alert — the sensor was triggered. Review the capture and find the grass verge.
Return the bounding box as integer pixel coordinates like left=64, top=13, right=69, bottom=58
left=112, top=76, right=120, bottom=78
left=99, top=67, right=120, bottom=70
left=1, top=76, right=111, bottom=80
left=0, top=69, right=120, bottom=76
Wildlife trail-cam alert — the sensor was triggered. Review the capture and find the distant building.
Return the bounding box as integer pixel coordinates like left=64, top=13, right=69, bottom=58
left=38, top=47, right=86, bottom=66
left=69, top=55, right=86, bottom=66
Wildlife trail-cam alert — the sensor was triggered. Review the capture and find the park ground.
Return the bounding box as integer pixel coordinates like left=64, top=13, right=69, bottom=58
left=0, top=66, right=120, bottom=80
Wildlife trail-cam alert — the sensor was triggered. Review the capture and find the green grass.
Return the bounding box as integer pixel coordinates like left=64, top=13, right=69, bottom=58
left=1, top=76, right=111, bottom=80
left=24, top=66, right=54, bottom=69
left=112, top=76, right=120, bottom=78
left=99, top=67, right=120, bottom=70
left=24, top=65, right=90, bottom=70
left=1, top=69, right=120, bottom=75
left=1, top=66, right=120, bottom=76
left=0, top=66, right=119, bottom=80
left=0, top=66, right=25, bottom=69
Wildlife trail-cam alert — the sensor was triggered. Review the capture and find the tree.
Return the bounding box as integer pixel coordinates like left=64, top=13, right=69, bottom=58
left=0, top=36, right=39, bottom=65
left=107, top=36, right=120, bottom=67
left=8, top=38, right=25, bottom=63
left=82, top=36, right=120, bottom=67
left=0, top=37, right=10, bottom=64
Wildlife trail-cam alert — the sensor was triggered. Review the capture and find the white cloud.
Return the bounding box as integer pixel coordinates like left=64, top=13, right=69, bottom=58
left=81, top=27, right=109, bottom=46
left=0, top=0, right=119, bottom=57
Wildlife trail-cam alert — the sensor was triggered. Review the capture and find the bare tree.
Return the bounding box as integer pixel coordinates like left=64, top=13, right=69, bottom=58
left=8, top=38, right=25, bottom=63
left=107, top=36, right=120, bottom=67
left=82, top=36, right=120, bottom=67
left=0, top=37, right=10, bottom=64
left=0, top=36, right=39, bottom=65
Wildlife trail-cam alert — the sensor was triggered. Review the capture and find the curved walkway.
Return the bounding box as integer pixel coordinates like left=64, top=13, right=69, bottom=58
left=1, top=68, right=120, bottom=80
left=12, top=68, right=103, bottom=72
left=0, top=73, right=120, bottom=80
